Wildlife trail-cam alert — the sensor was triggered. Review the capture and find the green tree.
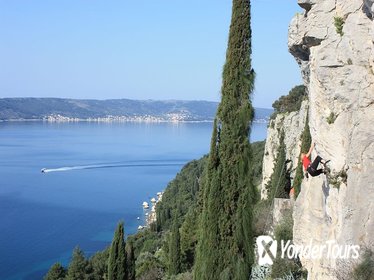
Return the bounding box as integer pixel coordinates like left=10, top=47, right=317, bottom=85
left=66, top=247, right=89, bottom=280
left=156, top=157, right=207, bottom=232
left=194, top=0, right=256, bottom=278
left=126, top=240, right=136, bottom=280
left=250, top=141, right=266, bottom=186
left=267, top=130, right=288, bottom=199
left=135, top=252, right=164, bottom=280
left=90, top=248, right=109, bottom=280
left=271, top=85, right=306, bottom=118
left=180, top=209, right=199, bottom=271
left=108, top=221, right=127, bottom=280
left=44, top=262, right=66, bottom=280
left=168, top=221, right=181, bottom=275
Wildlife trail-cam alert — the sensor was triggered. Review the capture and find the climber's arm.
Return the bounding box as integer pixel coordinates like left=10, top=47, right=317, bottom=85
left=305, top=142, right=314, bottom=158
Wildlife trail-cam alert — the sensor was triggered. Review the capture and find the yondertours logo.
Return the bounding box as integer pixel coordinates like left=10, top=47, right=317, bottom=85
left=257, top=235, right=278, bottom=265
left=256, top=235, right=360, bottom=265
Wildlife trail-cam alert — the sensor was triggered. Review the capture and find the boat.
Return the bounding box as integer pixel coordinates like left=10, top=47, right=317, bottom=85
left=41, top=168, right=47, bottom=173
left=137, top=217, right=140, bottom=220
left=142, top=201, right=149, bottom=209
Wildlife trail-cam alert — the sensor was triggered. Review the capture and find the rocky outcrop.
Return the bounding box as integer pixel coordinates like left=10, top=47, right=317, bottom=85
left=288, top=0, right=374, bottom=278
left=260, top=101, right=308, bottom=199
left=273, top=198, right=293, bottom=227
left=364, top=0, right=374, bottom=17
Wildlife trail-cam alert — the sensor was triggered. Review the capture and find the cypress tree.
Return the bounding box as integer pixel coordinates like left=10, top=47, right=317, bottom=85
left=168, top=221, right=181, bottom=275
left=194, top=0, right=256, bottom=279
left=268, top=130, right=288, bottom=199
left=126, top=240, right=136, bottom=280
left=108, top=221, right=127, bottom=280
left=44, top=262, right=66, bottom=280
left=66, top=247, right=88, bottom=280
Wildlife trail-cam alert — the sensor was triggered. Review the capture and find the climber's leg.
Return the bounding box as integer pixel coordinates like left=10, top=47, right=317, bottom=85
left=310, top=155, right=322, bottom=170
left=307, top=167, right=324, bottom=177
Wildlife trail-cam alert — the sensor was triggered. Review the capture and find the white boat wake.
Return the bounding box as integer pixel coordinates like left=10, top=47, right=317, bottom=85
left=41, top=160, right=188, bottom=173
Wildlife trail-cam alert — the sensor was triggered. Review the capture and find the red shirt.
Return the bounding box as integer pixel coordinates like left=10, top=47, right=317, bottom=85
left=302, top=156, right=311, bottom=170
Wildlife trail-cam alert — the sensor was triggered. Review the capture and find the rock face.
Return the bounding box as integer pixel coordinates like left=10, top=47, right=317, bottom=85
left=288, top=0, right=374, bottom=278
left=260, top=101, right=308, bottom=200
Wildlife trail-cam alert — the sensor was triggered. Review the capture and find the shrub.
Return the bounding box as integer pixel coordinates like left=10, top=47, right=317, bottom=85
left=252, top=200, right=273, bottom=236
left=335, top=249, right=374, bottom=280
left=352, top=249, right=374, bottom=280
left=164, top=271, right=193, bottom=280
left=136, top=252, right=165, bottom=280
left=329, top=169, right=348, bottom=189
left=250, top=265, right=271, bottom=280
left=274, top=209, right=293, bottom=243
left=270, top=120, right=275, bottom=129
left=334, top=17, right=345, bottom=36
left=327, top=112, right=337, bottom=124
left=271, top=212, right=307, bottom=279
left=271, top=85, right=307, bottom=119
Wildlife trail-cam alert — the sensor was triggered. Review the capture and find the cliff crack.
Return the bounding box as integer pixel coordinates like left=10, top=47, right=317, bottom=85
left=320, top=65, right=344, bottom=68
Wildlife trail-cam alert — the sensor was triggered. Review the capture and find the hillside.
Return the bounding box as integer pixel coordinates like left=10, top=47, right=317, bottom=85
left=0, top=98, right=272, bottom=122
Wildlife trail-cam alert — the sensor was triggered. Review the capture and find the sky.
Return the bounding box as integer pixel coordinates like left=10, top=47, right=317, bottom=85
left=0, top=0, right=303, bottom=109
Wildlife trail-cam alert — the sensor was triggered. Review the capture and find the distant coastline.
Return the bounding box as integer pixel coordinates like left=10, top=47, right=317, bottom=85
left=0, top=98, right=272, bottom=123
left=0, top=116, right=269, bottom=124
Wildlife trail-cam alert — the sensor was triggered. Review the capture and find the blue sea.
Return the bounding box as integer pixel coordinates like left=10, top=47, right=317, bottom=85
left=0, top=121, right=267, bottom=280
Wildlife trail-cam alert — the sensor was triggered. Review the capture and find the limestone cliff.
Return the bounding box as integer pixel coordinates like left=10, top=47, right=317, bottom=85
left=287, top=0, right=374, bottom=278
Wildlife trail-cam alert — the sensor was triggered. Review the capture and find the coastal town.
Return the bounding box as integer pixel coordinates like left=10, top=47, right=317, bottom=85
left=43, top=113, right=270, bottom=123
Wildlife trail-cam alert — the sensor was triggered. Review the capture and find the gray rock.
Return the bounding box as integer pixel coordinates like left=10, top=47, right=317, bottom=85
left=273, top=198, right=293, bottom=227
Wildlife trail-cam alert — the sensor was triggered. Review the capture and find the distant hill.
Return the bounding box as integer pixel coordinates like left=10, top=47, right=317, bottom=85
left=0, top=98, right=272, bottom=122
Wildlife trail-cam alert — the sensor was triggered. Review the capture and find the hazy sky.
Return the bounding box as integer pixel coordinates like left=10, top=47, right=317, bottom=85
left=0, top=0, right=303, bottom=108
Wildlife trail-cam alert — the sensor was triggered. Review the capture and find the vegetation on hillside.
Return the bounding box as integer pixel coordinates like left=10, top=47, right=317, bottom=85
left=270, top=85, right=306, bottom=119
left=44, top=263, right=66, bottom=280
left=156, top=157, right=207, bottom=232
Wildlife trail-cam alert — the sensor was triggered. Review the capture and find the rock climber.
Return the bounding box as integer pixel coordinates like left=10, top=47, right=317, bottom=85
left=301, top=142, right=329, bottom=178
